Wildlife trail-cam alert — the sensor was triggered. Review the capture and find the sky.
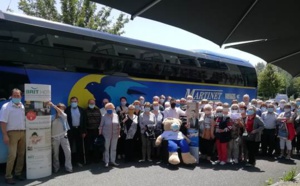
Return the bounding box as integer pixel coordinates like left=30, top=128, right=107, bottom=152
left=0, top=0, right=265, bottom=66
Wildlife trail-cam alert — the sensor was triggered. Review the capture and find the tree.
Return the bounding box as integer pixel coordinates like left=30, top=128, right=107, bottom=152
left=258, top=64, right=284, bottom=99
left=18, top=0, right=129, bottom=35
left=255, top=62, right=265, bottom=75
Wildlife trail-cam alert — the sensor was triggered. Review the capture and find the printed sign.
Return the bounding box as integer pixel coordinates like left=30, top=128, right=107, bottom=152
left=186, top=102, right=199, bottom=163
left=25, top=84, right=52, bottom=179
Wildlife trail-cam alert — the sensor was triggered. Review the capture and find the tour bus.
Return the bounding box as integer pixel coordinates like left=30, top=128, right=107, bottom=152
left=0, top=11, right=257, bottom=163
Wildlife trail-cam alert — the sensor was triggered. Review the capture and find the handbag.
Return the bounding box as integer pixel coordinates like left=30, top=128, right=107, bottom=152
left=94, top=135, right=105, bottom=152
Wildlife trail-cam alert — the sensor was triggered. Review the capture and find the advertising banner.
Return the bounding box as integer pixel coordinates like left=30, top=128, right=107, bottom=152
left=186, top=102, right=199, bottom=163
left=25, top=84, right=52, bottom=179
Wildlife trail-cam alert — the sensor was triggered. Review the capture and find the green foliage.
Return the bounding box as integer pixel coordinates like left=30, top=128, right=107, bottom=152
left=258, top=64, right=285, bottom=99
left=281, top=168, right=297, bottom=182
left=264, top=178, right=274, bottom=186
left=255, top=62, right=265, bottom=75
left=18, top=0, right=129, bottom=35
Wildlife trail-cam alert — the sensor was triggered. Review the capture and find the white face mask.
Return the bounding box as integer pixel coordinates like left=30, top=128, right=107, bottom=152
left=239, top=109, right=245, bottom=113
left=231, top=110, right=238, bottom=113
left=204, top=111, right=211, bottom=115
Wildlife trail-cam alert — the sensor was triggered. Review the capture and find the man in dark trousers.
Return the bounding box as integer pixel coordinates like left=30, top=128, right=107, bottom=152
left=84, top=99, right=102, bottom=163
left=65, top=96, right=86, bottom=167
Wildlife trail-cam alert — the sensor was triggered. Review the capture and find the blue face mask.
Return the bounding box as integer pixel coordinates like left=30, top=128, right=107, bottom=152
left=153, top=106, right=159, bottom=111
left=144, top=107, right=151, bottom=112
left=297, top=102, right=300, bottom=106
left=246, top=110, right=255, bottom=115
left=284, top=108, right=291, bottom=113
left=267, top=108, right=274, bottom=112
left=12, top=98, right=21, bottom=104
left=261, top=107, right=267, bottom=112
left=107, top=109, right=113, bottom=114
left=71, top=102, right=78, bottom=108
left=89, top=104, right=95, bottom=109
left=135, top=105, right=140, bottom=110
left=297, top=109, right=300, bottom=114
left=171, top=123, right=179, bottom=132
left=121, top=101, right=127, bottom=106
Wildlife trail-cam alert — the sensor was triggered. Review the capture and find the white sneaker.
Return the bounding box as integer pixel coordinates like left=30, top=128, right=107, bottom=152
left=213, top=160, right=220, bottom=165
left=220, top=161, right=226, bottom=165
left=105, top=163, right=109, bottom=168
left=233, top=159, right=238, bottom=163
left=77, top=163, right=83, bottom=167
left=227, top=159, right=231, bottom=163
left=139, top=159, right=145, bottom=162
left=148, top=159, right=153, bottom=162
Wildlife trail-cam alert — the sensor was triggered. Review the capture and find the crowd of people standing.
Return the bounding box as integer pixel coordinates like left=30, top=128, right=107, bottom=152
left=1, top=88, right=300, bottom=185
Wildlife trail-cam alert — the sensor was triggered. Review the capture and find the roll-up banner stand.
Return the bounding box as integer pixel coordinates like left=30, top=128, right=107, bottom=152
left=25, top=84, right=52, bottom=179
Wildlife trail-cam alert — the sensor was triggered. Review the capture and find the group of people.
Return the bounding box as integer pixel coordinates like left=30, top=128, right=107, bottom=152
left=1, top=88, right=300, bottom=185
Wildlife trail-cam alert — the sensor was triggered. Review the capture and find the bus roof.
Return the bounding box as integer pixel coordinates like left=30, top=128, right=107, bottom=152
left=0, top=11, right=253, bottom=68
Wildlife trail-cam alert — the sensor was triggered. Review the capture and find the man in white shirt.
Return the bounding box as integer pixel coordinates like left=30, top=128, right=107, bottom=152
left=163, top=99, right=186, bottom=119
left=0, top=89, right=26, bottom=184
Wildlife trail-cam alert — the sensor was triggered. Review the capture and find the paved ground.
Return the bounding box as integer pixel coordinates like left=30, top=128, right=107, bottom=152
left=1, top=155, right=300, bottom=186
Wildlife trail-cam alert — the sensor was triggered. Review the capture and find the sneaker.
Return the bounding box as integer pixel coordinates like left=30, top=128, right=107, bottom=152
left=66, top=169, right=73, bottom=173
left=105, top=163, right=109, bottom=168
left=212, top=160, right=220, bottom=165
left=227, top=158, right=231, bottom=163
left=77, top=163, right=83, bottom=167
left=139, top=159, right=145, bottom=162
left=111, top=162, right=119, bottom=166
left=220, top=161, right=226, bottom=165
left=5, top=178, right=16, bottom=185
left=286, top=155, right=291, bottom=160
left=233, top=159, right=239, bottom=164
left=148, top=159, right=153, bottom=162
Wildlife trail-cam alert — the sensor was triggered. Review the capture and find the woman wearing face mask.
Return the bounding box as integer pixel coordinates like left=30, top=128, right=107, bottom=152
left=222, top=103, right=230, bottom=117
left=151, top=101, right=164, bottom=159
left=292, top=105, right=300, bottom=155
left=277, top=104, right=296, bottom=159
left=199, top=104, right=215, bottom=163
left=122, top=105, right=138, bottom=162
left=139, top=102, right=156, bottom=162
left=243, top=106, right=264, bottom=167
left=213, top=106, right=232, bottom=165
left=99, top=103, right=120, bottom=167
left=116, top=97, right=128, bottom=160
left=227, top=104, right=243, bottom=163
left=133, top=100, right=142, bottom=116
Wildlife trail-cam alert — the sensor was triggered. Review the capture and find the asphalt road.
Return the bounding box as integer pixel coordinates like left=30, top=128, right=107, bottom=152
left=1, top=156, right=299, bottom=186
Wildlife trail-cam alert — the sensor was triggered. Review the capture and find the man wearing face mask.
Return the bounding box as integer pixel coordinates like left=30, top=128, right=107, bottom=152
left=276, top=99, right=286, bottom=114
left=84, top=99, right=102, bottom=164
left=100, top=98, right=109, bottom=116
left=152, top=96, right=164, bottom=111
left=65, top=96, right=86, bottom=167
left=0, top=89, right=26, bottom=184
left=261, top=104, right=278, bottom=157
left=139, top=96, right=145, bottom=112
left=163, top=99, right=186, bottom=119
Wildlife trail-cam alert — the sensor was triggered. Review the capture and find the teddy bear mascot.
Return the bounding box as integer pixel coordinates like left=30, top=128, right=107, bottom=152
left=155, top=117, right=196, bottom=165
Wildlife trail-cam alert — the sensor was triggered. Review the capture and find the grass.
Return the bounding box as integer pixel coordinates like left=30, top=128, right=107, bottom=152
left=264, top=178, right=274, bottom=186
left=281, top=168, right=297, bottom=182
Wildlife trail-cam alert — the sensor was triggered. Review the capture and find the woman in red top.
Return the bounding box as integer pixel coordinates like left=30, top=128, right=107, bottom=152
left=243, top=106, right=264, bottom=167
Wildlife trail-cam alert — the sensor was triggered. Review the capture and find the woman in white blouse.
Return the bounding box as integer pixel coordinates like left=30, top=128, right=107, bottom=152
left=99, top=103, right=120, bottom=167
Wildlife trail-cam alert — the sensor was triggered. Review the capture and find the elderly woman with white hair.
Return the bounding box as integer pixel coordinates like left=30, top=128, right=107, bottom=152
left=227, top=104, right=243, bottom=164
left=213, top=106, right=232, bottom=165
left=199, top=104, right=215, bottom=163
left=243, top=105, right=264, bottom=167
left=99, top=103, right=120, bottom=167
